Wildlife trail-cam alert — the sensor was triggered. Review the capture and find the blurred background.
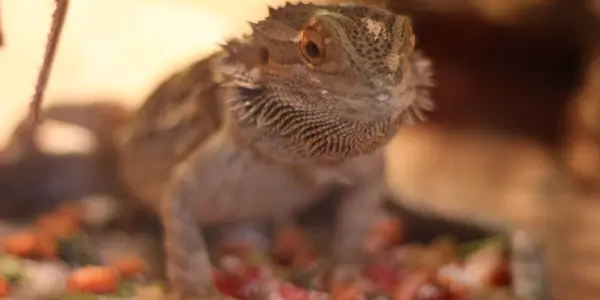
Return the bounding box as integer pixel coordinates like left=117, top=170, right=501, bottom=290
left=0, top=0, right=290, bottom=144
left=0, top=0, right=599, bottom=299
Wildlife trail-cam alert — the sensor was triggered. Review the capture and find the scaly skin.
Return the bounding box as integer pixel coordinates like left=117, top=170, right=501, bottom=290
left=117, top=3, right=433, bottom=298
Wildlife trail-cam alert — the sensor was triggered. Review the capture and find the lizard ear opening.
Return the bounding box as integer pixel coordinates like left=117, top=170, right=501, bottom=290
left=257, top=46, right=270, bottom=65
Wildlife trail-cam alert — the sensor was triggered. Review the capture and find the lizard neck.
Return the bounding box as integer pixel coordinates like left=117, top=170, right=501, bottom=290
left=222, top=107, right=343, bottom=168
left=223, top=106, right=388, bottom=176
left=225, top=87, right=401, bottom=166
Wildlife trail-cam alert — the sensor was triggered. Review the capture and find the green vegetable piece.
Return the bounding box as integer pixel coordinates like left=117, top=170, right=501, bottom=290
left=0, top=255, right=24, bottom=283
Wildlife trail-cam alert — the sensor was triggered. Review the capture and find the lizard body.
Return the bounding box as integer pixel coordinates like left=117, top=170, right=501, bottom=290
left=144, top=4, right=433, bottom=298
left=47, top=3, right=434, bottom=298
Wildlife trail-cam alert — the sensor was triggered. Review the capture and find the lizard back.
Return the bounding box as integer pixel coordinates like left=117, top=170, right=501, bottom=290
left=116, top=53, right=226, bottom=208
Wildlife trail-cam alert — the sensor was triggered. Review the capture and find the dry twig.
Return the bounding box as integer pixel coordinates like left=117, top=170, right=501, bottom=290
left=0, top=2, right=5, bottom=48
left=28, top=0, right=69, bottom=127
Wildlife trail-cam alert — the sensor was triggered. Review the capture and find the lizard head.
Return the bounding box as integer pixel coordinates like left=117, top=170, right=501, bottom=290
left=219, top=3, right=434, bottom=164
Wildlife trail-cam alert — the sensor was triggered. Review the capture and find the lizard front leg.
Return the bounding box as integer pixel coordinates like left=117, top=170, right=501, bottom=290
left=328, top=172, right=386, bottom=286
left=162, top=164, right=220, bottom=299
left=160, top=134, right=237, bottom=299
left=160, top=132, right=315, bottom=298
left=333, top=181, right=384, bottom=263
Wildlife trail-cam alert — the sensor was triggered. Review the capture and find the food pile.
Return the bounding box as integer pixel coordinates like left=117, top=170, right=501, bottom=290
left=0, top=203, right=515, bottom=300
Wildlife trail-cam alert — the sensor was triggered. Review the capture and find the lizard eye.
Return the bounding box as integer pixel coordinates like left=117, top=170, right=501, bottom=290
left=299, top=28, right=325, bottom=66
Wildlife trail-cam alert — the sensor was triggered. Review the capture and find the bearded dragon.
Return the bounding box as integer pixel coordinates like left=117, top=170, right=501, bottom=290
left=43, top=3, right=434, bottom=298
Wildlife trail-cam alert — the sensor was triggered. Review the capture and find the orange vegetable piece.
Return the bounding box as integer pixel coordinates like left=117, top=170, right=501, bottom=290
left=2, top=230, right=58, bottom=259
left=2, top=231, right=38, bottom=257
left=36, top=212, right=80, bottom=239
left=110, top=255, right=147, bottom=278
left=33, top=232, right=58, bottom=259
left=67, top=266, right=120, bottom=294
left=0, top=276, right=10, bottom=297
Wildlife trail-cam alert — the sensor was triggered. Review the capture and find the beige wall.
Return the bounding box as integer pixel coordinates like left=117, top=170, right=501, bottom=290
left=0, top=0, right=300, bottom=145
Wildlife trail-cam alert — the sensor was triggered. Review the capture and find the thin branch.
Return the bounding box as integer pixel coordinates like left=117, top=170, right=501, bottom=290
left=28, top=0, right=69, bottom=127
left=0, top=2, right=4, bottom=48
